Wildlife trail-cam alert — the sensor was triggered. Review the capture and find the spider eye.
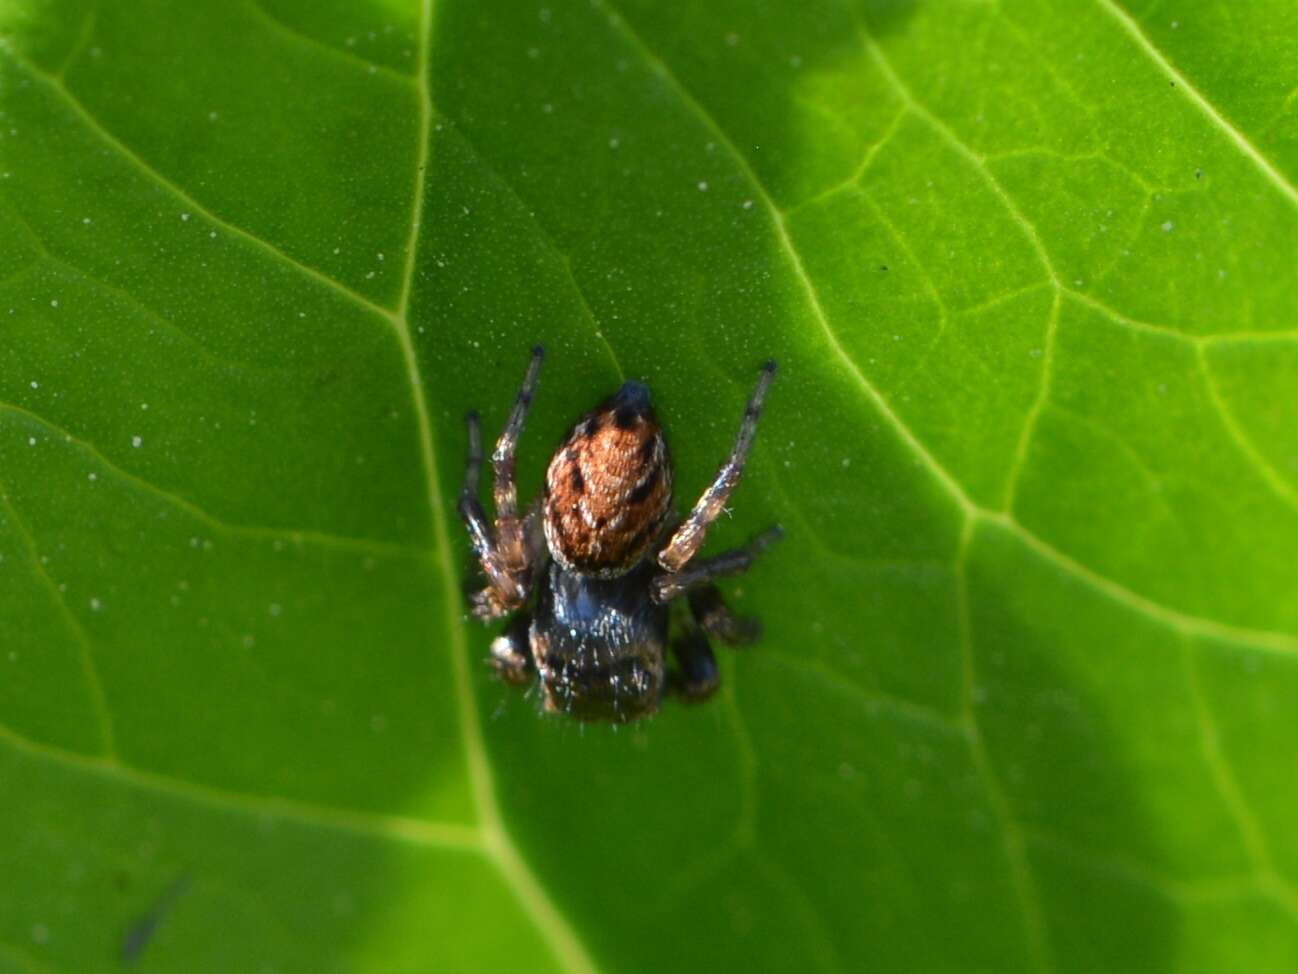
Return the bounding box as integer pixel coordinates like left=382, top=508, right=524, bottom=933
left=610, top=380, right=652, bottom=429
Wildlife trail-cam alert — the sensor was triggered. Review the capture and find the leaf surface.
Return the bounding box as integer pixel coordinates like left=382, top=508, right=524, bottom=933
left=2, top=0, right=1297, bottom=971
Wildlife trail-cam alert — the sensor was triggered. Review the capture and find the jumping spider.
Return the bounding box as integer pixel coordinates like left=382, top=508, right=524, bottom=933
left=459, top=346, right=781, bottom=722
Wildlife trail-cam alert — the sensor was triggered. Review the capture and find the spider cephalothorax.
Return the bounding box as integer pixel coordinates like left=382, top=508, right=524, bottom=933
left=543, top=381, right=673, bottom=578
left=459, top=347, right=779, bottom=722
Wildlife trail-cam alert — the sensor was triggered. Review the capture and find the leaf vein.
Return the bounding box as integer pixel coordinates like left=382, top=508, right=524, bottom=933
left=1023, top=827, right=1261, bottom=906
left=394, top=5, right=601, bottom=973
left=0, top=48, right=399, bottom=327
left=0, top=483, right=117, bottom=760
left=957, top=518, right=1057, bottom=973
left=1099, top=0, right=1298, bottom=211
left=0, top=400, right=428, bottom=559
left=243, top=0, right=416, bottom=84
left=0, top=720, right=482, bottom=851
left=1180, top=639, right=1298, bottom=920
left=436, top=116, right=624, bottom=381
left=1002, top=290, right=1060, bottom=513
left=760, top=651, right=961, bottom=738
left=1197, top=346, right=1298, bottom=513
left=1, top=218, right=297, bottom=378
left=785, top=107, right=910, bottom=215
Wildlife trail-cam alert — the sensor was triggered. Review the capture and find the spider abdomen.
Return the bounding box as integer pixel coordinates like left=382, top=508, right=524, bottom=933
left=531, top=560, right=669, bottom=721
left=543, top=380, right=673, bottom=578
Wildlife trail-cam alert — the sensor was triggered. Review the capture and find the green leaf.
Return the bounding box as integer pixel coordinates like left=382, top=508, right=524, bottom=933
left=2, top=0, right=1297, bottom=971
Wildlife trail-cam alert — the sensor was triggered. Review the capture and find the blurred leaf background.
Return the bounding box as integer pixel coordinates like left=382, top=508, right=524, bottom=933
left=2, top=0, right=1298, bottom=971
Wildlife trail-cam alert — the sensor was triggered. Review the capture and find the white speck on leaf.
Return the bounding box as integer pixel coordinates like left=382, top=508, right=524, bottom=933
left=1161, top=220, right=1174, bottom=232
left=89, top=598, right=102, bottom=611
left=132, top=435, right=142, bottom=448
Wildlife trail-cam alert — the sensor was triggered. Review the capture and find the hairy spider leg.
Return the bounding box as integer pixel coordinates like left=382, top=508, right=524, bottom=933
left=489, top=612, right=535, bottom=685
left=651, top=525, right=783, bottom=604
left=458, top=410, right=527, bottom=618
left=688, top=584, right=762, bottom=646
left=493, top=345, right=545, bottom=575
left=668, top=623, right=720, bottom=701
left=657, top=360, right=776, bottom=574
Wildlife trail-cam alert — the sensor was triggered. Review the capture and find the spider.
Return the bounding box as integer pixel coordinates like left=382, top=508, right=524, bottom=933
left=458, top=346, right=781, bottom=722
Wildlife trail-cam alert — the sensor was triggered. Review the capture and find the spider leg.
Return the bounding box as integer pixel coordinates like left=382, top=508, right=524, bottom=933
left=668, top=622, right=720, bottom=702
left=522, top=496, right=549, bottom=573
left=651, top=525, right=782, bottom=604
left=489, top=612, right=535, bottom=685
left=457, top=410, right=526, bottom=619
left=688, top=584, right=762, bottom=646
left=492, top=345, right=545, bottom=575
left=657, top=361, right=776, bottom=573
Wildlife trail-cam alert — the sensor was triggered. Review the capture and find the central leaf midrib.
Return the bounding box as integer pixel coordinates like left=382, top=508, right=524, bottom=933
left=390, top=3, right=601, bottom=973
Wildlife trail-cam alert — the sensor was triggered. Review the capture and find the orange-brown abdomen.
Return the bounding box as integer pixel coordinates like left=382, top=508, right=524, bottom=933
left=543, top=381, right=673, bottom=577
